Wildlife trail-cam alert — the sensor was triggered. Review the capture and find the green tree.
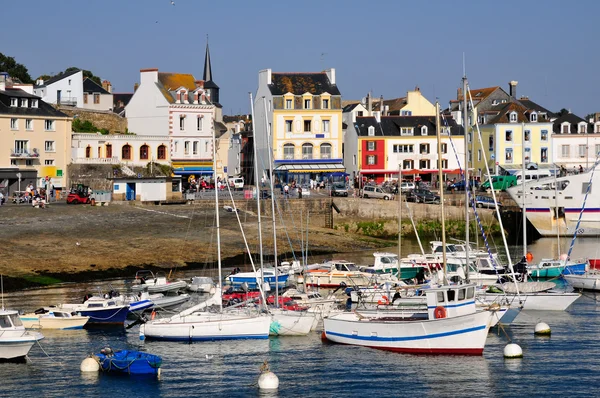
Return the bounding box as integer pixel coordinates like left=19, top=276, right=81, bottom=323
left=0, top=53, right=33, bottom=83
left=555, top=108, right=570, bottom=117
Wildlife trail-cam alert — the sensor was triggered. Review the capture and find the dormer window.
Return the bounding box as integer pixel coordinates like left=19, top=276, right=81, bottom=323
left=304, top=99, right=311, bottom=109
left=20, top=99, right=28, bottom=107
left=509, top=112, right=517, bottom=122
left=421, top=126, right=428, bottom=135
left=10, top=98, right=17, bottom=107
left=368, top=126, right=375, bottom=136
left=530, top=113, right=538, bottom=122
left=31, top=99, right=38, bottom=108
left=579, top=123, right=587, bottom=133
left=562, top=124, right=570, bottom=134
left=492, top=99, right=498, bottom=105
left=285, top=99, right=293, bottom=109
left=322, top=99, right=329, bottom=109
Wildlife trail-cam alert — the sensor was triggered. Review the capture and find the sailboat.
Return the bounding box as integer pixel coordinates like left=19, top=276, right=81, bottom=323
left=139, top=116, right=271, bottom=341
left=322, top=102, right=494, bottom=355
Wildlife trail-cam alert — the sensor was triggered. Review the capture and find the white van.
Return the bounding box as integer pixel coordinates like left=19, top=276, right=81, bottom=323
left=228, top=177, right=244, bottom=190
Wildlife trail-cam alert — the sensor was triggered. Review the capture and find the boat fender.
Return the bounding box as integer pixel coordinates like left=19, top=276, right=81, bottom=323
left=377, top=296, right=390, bottom=306
left=434, top=306, right=447, bottom=319
left=151, top=310, right=156, bottom=320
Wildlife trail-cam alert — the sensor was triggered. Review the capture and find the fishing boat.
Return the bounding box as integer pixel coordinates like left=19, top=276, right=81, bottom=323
left=20, top=309, right=89, bottom=330
left=94, top=347, right=162, bottom=376
left=323, top=284, right=493, bottom=355
left=0, top=309, right=44, bottom=361
left=527, top=258, right=587, bottom=278
left=48, top=297, right=130, bottom=325
left=359, top=252, right=424, bottom=280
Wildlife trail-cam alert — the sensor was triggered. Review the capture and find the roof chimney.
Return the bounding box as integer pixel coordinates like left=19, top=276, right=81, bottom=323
left=380, top=95, right=385, bottom=116
left=509, top=81, right=518, bottom=98
left=102, top=80, right=112, bottom=93
left=457, top=87, right=462, bottom=99
left=325, top=68, right=336, bottom=85
left=140, top=68, right=159, bottom=85
left=367, top=92, right=372, bottom=116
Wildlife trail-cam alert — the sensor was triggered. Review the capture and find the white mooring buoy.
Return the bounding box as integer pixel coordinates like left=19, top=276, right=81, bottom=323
left=503, top=343, right=523, bottom=359
left=258, top=360, right=279, bottom=390
left=80, top=356, right=100, bottom=372
left=534, top=322, right=551, bottom=335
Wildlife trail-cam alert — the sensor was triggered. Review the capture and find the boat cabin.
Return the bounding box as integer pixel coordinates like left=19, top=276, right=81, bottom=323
left=372, top=252, right=398, bottom=270
left=0, top=310, right=23, bottom=329
left=326, top=261, right=360, bottom=272
left=83, top=297, right=118, bottom=308
left=425, top=284, right=476, bottom=319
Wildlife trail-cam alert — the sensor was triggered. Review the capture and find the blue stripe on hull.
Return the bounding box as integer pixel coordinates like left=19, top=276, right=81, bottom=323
left=326, top=324, right=486, bottom=342
left=145, top=334, right=269, bottom=341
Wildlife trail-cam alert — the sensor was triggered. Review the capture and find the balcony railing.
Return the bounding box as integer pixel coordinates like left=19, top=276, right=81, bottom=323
left=58, top=96, right=77, bottom=106
left=72, top=156, right=120, bottom=164
left=11, top=149, right=39, bottom=158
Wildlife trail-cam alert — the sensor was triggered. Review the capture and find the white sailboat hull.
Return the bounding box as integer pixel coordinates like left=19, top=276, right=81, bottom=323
left=323, top=310, right=492, bottom=355
left=564, top=273, right=600, bottom=291
left=140, top=312, right=271, bottom=341
left=269, top=310, right=316, bottom=336
left=478, top=291, right=580, bottom=311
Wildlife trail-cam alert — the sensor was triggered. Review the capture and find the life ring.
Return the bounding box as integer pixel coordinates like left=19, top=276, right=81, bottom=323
left=434, top=306, right=447, bottom=319
left=526, top=252, right=533, bottom=262
left=377, top=295, right=390, bottom=306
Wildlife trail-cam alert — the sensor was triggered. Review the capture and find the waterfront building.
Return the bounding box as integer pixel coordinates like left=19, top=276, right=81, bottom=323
left=350, top=113, right=464, bottom=185
left=253, top=68, right=344, bottom=185
left=552, top=112, right=600, bottom=170
left=0, top=73, right=72, bottom=193
left=81, top=78, right=113, bottom=111
left=70, top=133, right=170, bottom=167
left=125, top=43, right=226, bottom=179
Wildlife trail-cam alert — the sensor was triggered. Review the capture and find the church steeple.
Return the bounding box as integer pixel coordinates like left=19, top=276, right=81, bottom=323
left=202, top=38, right=220, bottom=105
left=203, top=41, right=213, bottom=82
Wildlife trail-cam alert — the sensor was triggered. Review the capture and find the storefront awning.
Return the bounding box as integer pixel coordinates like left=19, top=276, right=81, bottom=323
left=359, top=169, right=462, bottom=175
left=173, top=166, right=213, bottom=175
left=274, top=163, right=345, bottom=173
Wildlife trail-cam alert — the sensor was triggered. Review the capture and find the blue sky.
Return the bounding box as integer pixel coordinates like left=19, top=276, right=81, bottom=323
left=4, top=0, right=598, bottom=117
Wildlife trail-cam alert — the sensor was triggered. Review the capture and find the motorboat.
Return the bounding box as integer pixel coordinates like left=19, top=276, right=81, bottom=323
left=527, top=258, right=587, bottom=278
left=0, top=309, right=44, bottom=361
left=478, top=282, right=581, bottom=311
left=227, top=268, right=289, bottom=290
left=305, top=260, right=372, bottom=288
left=359, top=252, right=425, bottom=280
left=94, top=347, right=162, bottom=376
left=132, top=270, right=188, bottom=294
left=323, top=284, right=494, bottom=355
left=20, top=309, right=89, bottom=330
left=564, top=270, right=600, bottom=291
left=188, top=276, right=215, bottom=293
left=48, top=297, right=130, bottom=325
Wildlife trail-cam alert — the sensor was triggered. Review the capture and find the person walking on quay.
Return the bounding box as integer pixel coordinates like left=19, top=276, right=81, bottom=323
left=579, top=165, right=584, bottom=174
left=283, top=183, right=289, bottom=198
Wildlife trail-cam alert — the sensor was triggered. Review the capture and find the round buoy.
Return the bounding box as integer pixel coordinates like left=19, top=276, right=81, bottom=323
left=258, top=371, right=279, bottom=390
left=80, top=356, right=100, bottom=372
left=503, top=343, right=523, bottom=359
left=534, top=322, right=551, bottom=335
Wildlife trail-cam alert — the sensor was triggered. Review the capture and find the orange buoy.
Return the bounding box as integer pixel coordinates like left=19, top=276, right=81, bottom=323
left=434, top=306, right=447, bottom=319
left=526, top=252, right=533, bottom=262
left=377, top=295, right=390, bottom=306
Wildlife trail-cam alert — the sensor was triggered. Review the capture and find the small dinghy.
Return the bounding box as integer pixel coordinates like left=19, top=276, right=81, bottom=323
left=95, top=347, right=162, bottom=376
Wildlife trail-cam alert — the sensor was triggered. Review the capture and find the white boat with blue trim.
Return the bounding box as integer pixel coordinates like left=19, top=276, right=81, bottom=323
left=0, top=309, right=44, bottom=360
left=323, top=284, right=493, bottom=355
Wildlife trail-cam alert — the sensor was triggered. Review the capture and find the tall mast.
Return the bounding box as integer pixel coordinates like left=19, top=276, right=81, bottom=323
left=398, top=164, right=402, bottom=279
left=263, top=97, right=280, bottom=306
left=250, top=93, right=266, bottom=295
left=211, top=116, right=223, bottom=312
left=462, top=76, right=470, bottom=282
left=522, top=122, right=527, bottom=259
left=436, top=101, right=448, bottom=284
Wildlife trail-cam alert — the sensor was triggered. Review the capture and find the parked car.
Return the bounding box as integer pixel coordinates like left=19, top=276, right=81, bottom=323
left=400, top=182, right=416, bottom=193
left=360, top=185, right=394, bottom=200
left=407, top=189, right=440, bottom=204
left=472, top=195, right=501, bottom=209
left=329, top=183, right=348, bottom=197
left=447, top=179, right=480, bottom=192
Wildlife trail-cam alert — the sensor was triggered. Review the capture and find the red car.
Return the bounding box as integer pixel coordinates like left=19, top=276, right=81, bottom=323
left=66, top=192, right=91, bottom=204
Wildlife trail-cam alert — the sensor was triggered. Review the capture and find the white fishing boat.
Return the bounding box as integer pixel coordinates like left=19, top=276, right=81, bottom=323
left=188, top=276, right=215, bottom=293
left=20, top=309, right=89, bottom=330
left=0, top=309, right=44, bottom=360
left=478, top=282, right=580, bottom=311
left=323, top=284, right=493, bottom=355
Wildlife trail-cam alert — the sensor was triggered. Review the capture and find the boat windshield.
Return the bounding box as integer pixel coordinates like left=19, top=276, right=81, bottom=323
left=336, top=263, right=359, bottom=271
left=0, top=315, right=12, bottom=328
left=10, top=314, right=23, bottom=327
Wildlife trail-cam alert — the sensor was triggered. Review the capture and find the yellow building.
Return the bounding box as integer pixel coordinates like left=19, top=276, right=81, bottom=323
left=472, top=102, right=553, bottom=176
left=374, top=88, right=436, bottom=117
left=0, top=77, right=72, bottom=194
left=255, top=68, right=344, bottom=184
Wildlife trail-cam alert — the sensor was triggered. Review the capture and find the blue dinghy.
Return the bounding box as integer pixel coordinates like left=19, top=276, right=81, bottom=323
left=95, top=348, right=162, bottom=376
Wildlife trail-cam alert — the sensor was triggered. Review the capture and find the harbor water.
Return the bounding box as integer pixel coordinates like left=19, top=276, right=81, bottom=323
left=2, top=237, right=600, bottom=397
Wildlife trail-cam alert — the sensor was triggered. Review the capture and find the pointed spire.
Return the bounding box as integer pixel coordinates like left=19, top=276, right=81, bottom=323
left=203, top=37, right=213, bottom=82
